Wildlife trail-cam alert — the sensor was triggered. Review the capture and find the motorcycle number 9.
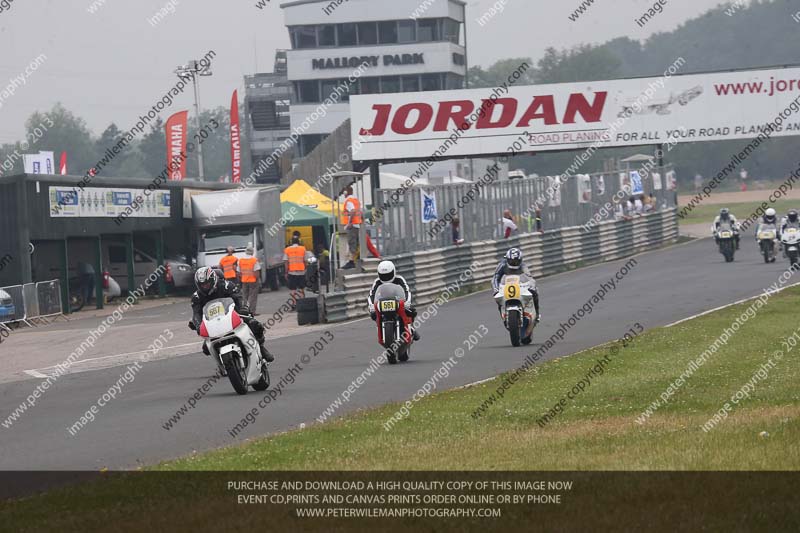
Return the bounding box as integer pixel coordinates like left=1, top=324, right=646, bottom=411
left=504, top=282, right=520, bottom=300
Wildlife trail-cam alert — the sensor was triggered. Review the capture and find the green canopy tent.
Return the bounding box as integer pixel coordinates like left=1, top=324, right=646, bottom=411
left=281, top=201, right=335, bottom=251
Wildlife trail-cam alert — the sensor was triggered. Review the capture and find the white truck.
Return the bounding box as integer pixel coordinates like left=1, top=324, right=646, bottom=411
left=191, top=187, right=285, bottom=290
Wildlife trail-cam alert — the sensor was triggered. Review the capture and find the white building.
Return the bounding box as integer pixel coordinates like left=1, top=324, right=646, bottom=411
left=280, top=0, right=468, bottom=158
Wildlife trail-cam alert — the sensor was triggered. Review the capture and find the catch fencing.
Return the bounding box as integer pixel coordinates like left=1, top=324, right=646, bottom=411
left=372, top=168, right=675, bottom=256
left=0, top=279, right=64, bottom=332
left=324, top=208, right=678, bottom=322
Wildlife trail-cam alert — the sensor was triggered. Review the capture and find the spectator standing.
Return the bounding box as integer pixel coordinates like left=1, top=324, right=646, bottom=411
left=238, top=245, right=261, bottom=315
left=451, top=216, right=464, bottom=245
left=500, top=209, right=518, bottom=238
left=694, top=174, right=703, bottom=192
left=77, top=261, right=95, bottom=305
left=316, top=244, right=330, bottom=291
left=634, top=195, right=644, bottom=214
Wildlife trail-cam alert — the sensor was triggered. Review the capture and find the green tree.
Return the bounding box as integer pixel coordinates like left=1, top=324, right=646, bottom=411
left=139, top=118, right=167, bottom=177
left=25, top=103, right=96, bottom=176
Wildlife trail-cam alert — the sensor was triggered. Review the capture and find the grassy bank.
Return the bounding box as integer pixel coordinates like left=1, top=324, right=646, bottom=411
left=678, top=198, right=796, bottom=226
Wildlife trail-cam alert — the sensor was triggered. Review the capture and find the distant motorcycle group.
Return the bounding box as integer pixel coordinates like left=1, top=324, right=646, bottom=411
left=713, top=207, right=800, bottom=266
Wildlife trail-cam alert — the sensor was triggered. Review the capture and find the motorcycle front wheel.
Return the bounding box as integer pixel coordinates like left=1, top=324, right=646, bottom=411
left=223, top=352, right=249, bottom=395
left=508, top=310, right=521, bottom=347
left=788, top=250, right=799, bottom=268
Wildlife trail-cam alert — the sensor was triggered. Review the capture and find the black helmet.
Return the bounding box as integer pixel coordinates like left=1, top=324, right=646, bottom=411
left=505, top=248, right=523, bottom=269
left=789, top=210, right=799, bottom=223
left=194, top=266, right=218, bottom=296
left=719, top=208, right=730, bottom=221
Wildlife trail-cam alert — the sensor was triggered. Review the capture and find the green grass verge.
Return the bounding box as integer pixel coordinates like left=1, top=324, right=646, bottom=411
left=678, top=198, right=797, bottom=226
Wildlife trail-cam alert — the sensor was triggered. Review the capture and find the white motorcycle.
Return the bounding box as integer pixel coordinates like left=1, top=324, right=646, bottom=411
left=782, top=227, right=800, bottom=267
left=757, top=224, right=778, bottom=264
left=494, top=274, right=537, bottom=347
left=716, top=223, right=736, bottom=263
left=190, top=297, right=270, bottom=395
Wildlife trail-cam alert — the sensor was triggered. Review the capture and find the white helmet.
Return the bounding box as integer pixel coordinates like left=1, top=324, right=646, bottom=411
left=377, top=260, right=396, bottom=283
left=766, top=208, right=776, bottom=217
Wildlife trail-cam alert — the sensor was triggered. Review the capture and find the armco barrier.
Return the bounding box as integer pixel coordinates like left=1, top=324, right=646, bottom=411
left=322, top=209, right=678, bottom=322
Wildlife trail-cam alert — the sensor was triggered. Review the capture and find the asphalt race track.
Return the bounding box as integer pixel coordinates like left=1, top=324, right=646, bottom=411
left=0, top=238, right=795, bottom=470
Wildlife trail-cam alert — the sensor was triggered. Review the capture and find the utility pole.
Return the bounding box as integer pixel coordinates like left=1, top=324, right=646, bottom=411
left=175, top=59, right=213, bottom=180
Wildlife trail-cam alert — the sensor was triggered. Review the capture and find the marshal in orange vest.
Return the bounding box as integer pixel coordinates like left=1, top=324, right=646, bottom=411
left=284, top=245, right=307, bottom=273
left=239, top=256, right=259, bottom=283
left=219, top=255, right=238, bottom=279
left=341, top=195, right=363, bottom=226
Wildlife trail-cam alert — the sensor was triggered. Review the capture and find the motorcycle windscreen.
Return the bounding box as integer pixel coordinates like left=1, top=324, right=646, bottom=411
left=202, top=298, right=237, bottom=337
left=375, top=284, right=405, bottom=306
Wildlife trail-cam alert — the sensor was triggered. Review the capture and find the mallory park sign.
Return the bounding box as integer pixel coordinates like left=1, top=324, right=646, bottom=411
left=312, top=53, right=424, bottom=70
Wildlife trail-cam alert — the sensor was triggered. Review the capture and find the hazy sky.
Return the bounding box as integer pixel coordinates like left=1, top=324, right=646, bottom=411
left=0, top=0, right=730, bottom=142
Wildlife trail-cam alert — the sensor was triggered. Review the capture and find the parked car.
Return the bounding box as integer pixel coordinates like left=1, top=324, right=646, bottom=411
left=0, top=289, right=17, bottom=321
left=105, top=245, right=193, bottom=292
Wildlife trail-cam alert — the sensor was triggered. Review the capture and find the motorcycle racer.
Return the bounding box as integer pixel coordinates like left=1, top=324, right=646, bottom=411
left=190, top=266, right=274, bottom=362
left=493, top=248, right=541, bottom=324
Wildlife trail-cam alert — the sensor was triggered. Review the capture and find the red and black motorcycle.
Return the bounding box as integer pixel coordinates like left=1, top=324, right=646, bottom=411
left=374, top=284, right=414, bottom=365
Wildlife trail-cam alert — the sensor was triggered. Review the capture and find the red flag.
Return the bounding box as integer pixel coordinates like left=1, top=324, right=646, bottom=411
left=165, top=111, right=189, bottom=180
left=230, top=90, right=242, bottom=183
left=59, top=152, right=67, bottom=175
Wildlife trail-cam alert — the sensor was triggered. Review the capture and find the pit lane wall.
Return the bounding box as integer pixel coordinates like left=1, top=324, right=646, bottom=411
left=323, top=208, right=678, bottom=322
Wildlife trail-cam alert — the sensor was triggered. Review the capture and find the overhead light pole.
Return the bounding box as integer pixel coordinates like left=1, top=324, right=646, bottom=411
left=175, top=60, right=213, bottom=180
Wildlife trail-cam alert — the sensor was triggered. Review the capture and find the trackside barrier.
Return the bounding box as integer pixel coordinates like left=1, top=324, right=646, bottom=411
left=0, top=285, right=29, bottom=328
left=0, top=279, right=65, bottom=330
left=33, top=280, right=64, bottom=324
left=322, top=209, right=678, bottom=322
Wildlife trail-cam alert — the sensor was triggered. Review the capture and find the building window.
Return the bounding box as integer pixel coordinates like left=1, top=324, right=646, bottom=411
left=445, top=74, right=464, bottom=90
left=293, top=25, right=317, bottom=48
left=360, top=77, right=380, bottom=95
left=318, top=25, right=336, bottom=47
left=444, top=19, right=461, bottom=44
left=299, top=134, right=325, bottom=157
left=381, top=76, right=401, bottom=94
left=321, top=79, right=352, bottom=102
left=338, top=23, right=357, bottom=46
left=401, top=75, right=420, bottom=92
left=296, top=80, right=320, bottom=103
left=398, top=20, right=417, bottom=43
left=357, top=22, right=378, bottom=45
left=378, top=21, right=398, bottom=44
left=417, top=19, right=439, bottom=42
left=421, top=74, right=442, bottom=91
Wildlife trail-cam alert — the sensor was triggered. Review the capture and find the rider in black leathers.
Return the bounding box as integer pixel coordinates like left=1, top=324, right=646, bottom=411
left=189, top=266, right=274, bottom=362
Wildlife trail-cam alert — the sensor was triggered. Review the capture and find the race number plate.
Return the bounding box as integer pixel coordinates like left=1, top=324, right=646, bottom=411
left=787, top=228, right=798, bottom=235
left=758, top=231, right=776, bottom=239
left=504, top=275, right=521, bottom=300
left=380, top=300, right=397, bottom=312
left=206, top=302, right=224, bottom=318
left=719, top=231, right=732, bottom=238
